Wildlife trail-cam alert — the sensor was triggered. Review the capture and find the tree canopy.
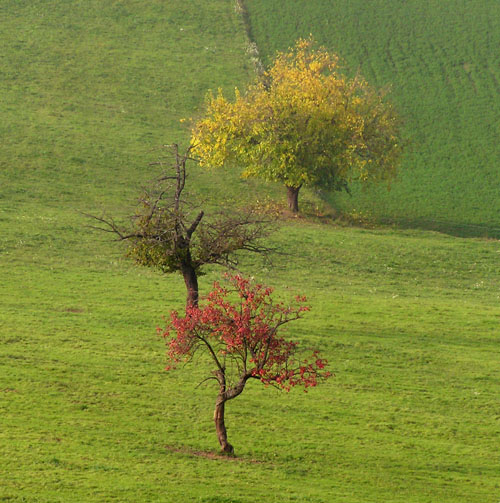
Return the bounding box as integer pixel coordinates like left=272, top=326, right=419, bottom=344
left=89, top=144, right=274, bottom=307
left=192, top=37, right=402, bottom=212
left=159, top=274, right=331, bottom=454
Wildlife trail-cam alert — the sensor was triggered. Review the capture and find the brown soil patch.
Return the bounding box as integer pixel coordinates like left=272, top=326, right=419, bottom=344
left=64, top=307, right=85, bottom=313
left=164, top=444, right=264, bottom=463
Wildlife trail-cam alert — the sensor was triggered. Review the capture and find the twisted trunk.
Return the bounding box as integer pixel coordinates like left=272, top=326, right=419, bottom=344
left=213, top=372, right=249, bottom=454
left=214, top=395, right=233, bottom=454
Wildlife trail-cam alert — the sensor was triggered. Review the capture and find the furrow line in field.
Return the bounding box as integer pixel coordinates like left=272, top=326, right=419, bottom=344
left=234, top=0, right=264, bottom=76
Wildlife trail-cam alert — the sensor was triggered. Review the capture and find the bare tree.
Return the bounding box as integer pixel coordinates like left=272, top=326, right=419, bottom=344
left=89, top=144, right=275, bottom=308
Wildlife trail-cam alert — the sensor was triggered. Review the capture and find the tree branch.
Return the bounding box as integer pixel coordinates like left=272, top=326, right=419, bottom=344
left=186, top=211, right=205, bottom=238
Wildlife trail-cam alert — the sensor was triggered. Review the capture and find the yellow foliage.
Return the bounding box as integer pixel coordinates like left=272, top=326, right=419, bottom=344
left=192, top=37, right=402, bottom=195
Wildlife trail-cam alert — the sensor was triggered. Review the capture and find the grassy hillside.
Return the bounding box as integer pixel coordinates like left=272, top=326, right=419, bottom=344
left=1, top=1, right=499, bottom=502
left=244, top=0, right=500, bottom=236
left=1, top=0, right=263, bottom=208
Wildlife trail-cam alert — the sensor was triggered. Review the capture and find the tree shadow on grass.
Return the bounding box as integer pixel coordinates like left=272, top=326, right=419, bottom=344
left=378, top=216, right=500, bottom=240
left=319, top=190, right=500, bottom=239
left=306, top=194, right=500, bottom=239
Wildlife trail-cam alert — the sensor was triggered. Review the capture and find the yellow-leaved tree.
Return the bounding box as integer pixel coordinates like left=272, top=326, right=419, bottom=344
left=192, top=38, right=402, bottom=213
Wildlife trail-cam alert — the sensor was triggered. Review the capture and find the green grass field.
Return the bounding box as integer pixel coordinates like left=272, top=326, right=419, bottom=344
left=245, top=0, right=500, bottom=237
left=1, top=1, right=499, bottom=501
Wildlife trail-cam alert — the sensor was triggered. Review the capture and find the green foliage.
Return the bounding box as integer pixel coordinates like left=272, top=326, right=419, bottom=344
left=117, top=162, right=274, bottom=280
left=245, top=0, right=500, bottom=234
left=128, top=233, right=183, bottom=274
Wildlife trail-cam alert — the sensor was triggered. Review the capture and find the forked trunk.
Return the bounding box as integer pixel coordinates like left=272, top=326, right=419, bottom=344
left=214, top=395, right=234, bottom=454
left=181, top=264, right=199, bottom=308
left=286, top=185, right=301, bottom=213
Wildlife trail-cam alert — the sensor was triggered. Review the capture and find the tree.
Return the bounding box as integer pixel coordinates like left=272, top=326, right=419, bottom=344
left=89, top=144, right=274, bottom=308
left=159, top=274, right=331, bottom=454
left=192, top=37, right=402, bottom=213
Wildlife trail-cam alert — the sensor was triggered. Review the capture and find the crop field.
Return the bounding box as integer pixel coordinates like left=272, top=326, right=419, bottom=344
left=245, top=0, right=500, bottom=236
left=1, top=1, right=499, bottom=502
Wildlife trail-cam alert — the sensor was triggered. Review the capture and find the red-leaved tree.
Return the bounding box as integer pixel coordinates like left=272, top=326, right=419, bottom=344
left=158, top=274, right=331, bottom=454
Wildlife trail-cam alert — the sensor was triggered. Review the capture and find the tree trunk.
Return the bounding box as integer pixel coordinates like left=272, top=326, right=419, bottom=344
left=181, top=264, right=199, bottom=308
left=214, top=395, right=234, bottom=454
left=286, top=185, right=301, bottom=213
left=212, top=372, right=249, bottom=455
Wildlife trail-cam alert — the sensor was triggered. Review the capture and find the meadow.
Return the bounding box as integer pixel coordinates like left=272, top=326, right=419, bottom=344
left=1, top=1, right=499, bottom=502
left=245, top=0, right=500, bottom=236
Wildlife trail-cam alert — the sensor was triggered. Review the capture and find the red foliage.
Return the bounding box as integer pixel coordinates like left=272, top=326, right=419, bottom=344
left=158, top=274, right=331, bottom=391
